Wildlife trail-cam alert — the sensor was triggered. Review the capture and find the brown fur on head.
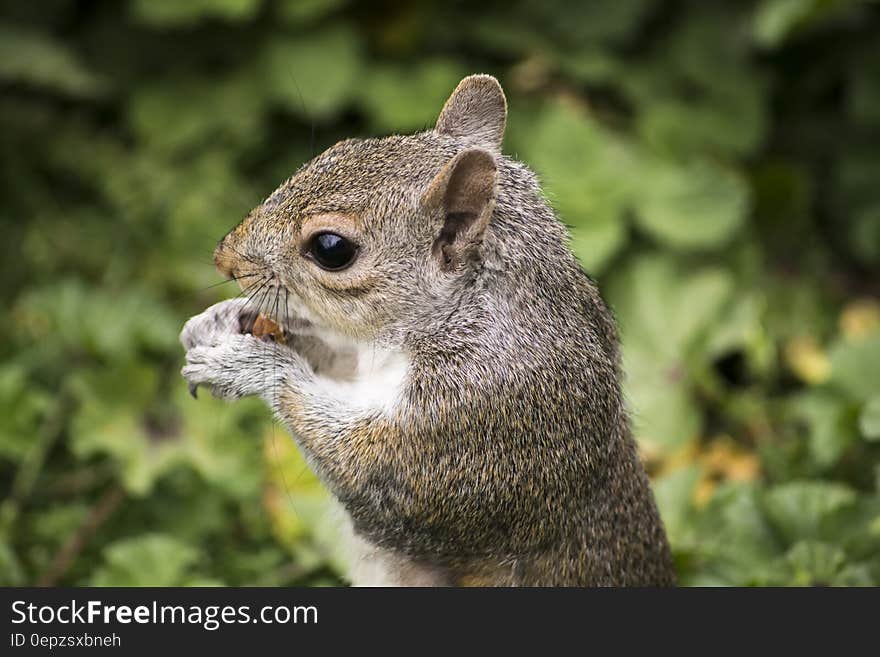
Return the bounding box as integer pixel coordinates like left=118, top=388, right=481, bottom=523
left=214, top=75, right=507, bottom=344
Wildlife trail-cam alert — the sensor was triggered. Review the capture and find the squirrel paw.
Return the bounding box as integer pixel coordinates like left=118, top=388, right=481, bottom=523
left=182, top=333, right=306, bottom=402
left=180, top=298, right=248, bottom=351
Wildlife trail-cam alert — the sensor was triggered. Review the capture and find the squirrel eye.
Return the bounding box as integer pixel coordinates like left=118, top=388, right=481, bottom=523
left=306, top=232, right=358, bottom=271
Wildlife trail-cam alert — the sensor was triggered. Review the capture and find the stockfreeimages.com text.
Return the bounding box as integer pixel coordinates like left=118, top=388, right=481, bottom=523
left=11, top=599, right=317, bottom=631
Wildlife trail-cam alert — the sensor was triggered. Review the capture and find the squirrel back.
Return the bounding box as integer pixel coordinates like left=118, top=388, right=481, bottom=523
left=350, top=150, right=673, bottom=585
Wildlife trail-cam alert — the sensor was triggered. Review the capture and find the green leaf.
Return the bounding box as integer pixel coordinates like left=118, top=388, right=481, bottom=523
left=838, top=150, right=880, bottom=265
left=609, top=256, right=733, bottom=449
left=278, top=0, right=349, bottom=25
left=828, top=336, right=880, bottom=401
left=752, top=0, right=864, bottom=49
left=772, top=540, right=873, bottom=586
left=704, top=292, right=764, bottom=361
left=683, top=483, right=783, bottom=586
left=70, top=366, right=263, bottom=498
left=637, top=91, right=765, bottom=159
left=753, top=0, right=816, bottom=48
left=569, top=220, right=628, bottom=275
left=820, top=493, right=880, bottom=560
left=849, top=205, right=880, bottom=265
left=791, top=391, right=859, bottom=466
left=653, top=466, right=700, bottom=546
left=91, top=534, right=198, bottom=586
left=0, top=536, right=25, bottom=586
left=179, top=387, right=264, bottom=501
left=851, top=52, right=880, bottom=127
left=555, top=48, right=623, bottom=86
left=128, top=74, right=266, bottom=154
left=357, top=60, right=465, bottom=133
left=515, top=103, right=636, bottom=273
left=763, top=481, right=857, bottom=544
left=261, top=26, right=362, bottom=120
left=130, top=0, right=260, bottom=26
left=859, top=396, right=880, bottom=441
left=30, top=504, right=90, bottom=546
left=624, top=355, right=701, bottom=451
left=517, top=103, right=748, bottom=258
left=624, top=10, right=767, bottom=160
left=513, top=0, right=651, bottom=46
left=0, top=25, right=105, bottom=97
left=71, top=401, right=179, bottom=497
left=632, top=157, right=748, bottom=250
left=0, top=365, right=52, bottom=462
left=611, top=256, right=735, bottom=362
left=13, top=281, right=179, bottom=364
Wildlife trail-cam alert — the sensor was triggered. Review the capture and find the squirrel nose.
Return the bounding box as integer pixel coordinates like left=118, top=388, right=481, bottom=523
left=213, top=236, right=237, bottom=280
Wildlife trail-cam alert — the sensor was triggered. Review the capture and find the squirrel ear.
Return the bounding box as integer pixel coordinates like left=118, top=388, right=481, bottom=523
left=421, top=148, right=498, bottom=270
left=435, top=75, right=507, bottom=153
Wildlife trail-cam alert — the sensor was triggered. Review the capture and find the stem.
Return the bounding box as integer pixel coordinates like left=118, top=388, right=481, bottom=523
left=0, top=394, right=68, bottom=534
left=37, top=483, right=125, bottom=586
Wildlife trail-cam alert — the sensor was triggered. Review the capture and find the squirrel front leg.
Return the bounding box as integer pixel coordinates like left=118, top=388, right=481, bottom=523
left=181, top=303, right=386, bottom=493
left=182, top=305, right=498, bottom=565
left=268, top=379, right=390, bottom=501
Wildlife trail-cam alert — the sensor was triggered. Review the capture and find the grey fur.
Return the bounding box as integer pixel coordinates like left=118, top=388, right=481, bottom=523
left=181, top=75, right=675, bottom=586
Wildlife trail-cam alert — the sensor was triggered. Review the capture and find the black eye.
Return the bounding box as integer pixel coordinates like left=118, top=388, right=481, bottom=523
left=306, top=232, right=358, bottom=271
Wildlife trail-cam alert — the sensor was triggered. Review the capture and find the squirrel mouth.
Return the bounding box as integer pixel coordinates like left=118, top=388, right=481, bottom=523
left=235, top=277, right=314, bottom=343
left=238, top=308, right=312, bottom=345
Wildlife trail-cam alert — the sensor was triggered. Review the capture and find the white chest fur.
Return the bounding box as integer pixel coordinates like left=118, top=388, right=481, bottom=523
left=294, top=327, right=423, bottom=583
left=312, top=336, right=410, bottom=415
left=310, top=341, right=438, bottom=585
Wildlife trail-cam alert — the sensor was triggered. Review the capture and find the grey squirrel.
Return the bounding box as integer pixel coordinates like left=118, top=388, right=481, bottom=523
left=181, top=75, right=675, bottom=586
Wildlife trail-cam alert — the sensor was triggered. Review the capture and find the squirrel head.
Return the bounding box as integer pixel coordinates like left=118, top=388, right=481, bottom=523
left=214, top=74, right=508, bottom=342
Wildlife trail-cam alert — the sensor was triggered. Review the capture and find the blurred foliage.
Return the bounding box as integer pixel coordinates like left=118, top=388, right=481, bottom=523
left=1, top=0, right=879, bottom=587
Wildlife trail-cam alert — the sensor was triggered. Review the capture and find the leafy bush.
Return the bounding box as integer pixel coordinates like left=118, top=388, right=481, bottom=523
left=1, top=0, right=878, bottom=586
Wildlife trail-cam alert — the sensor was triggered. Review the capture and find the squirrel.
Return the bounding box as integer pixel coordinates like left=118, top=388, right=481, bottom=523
left=181, top=75, right=675, bottom=586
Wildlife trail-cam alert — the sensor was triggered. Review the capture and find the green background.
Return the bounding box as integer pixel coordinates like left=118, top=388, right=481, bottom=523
left=2, top=0, right=879, bottom=586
